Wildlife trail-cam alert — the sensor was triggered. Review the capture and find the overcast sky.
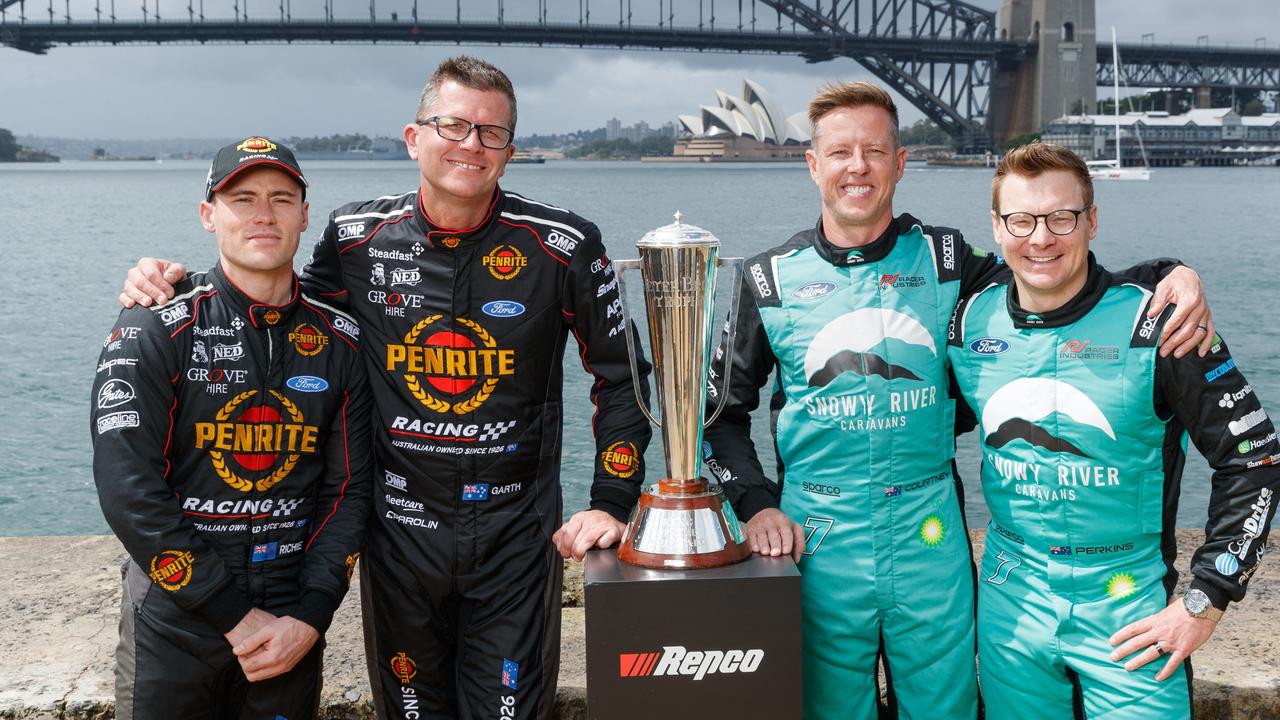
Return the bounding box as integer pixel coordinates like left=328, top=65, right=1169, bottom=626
left=2, top=0, right=1276, bottom=139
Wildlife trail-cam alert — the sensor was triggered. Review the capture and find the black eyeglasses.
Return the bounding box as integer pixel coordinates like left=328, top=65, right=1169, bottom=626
left=998, top=206, right=1092, bottom=238
left=416, top=115, right=514, bottom=150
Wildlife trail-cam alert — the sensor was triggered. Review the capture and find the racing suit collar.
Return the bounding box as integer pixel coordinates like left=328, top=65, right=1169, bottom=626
left=210, top=262, right=302, bottom=329
left=1006, top=252, right=1110, bottom=329
left=415, top=187, right=503, bottom=250
left=812, top=214, right=903, bottom=267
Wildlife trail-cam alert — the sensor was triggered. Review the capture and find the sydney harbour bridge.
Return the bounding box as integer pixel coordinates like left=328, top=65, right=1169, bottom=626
left=2, top=0, right=1277, bottom=151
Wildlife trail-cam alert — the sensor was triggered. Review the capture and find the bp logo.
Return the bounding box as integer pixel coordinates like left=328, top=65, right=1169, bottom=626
left=1105, top=571, right=1138, bottom=600
left=236, top=136, right=277, bottom=153
left=288, top=323, right=329, bottom=357
left=484, top=244, right=528, bottom=280
left=391, top=652, right=417, bottom=685
left=194, top=390, right=318, bottom=493
left=602, top=440, right=640, bottom=478
left=386, top=315, right=516, bottom=414
left=919, top=514, right=946, bottom=547
left=148, top=550, right=195, bottom=591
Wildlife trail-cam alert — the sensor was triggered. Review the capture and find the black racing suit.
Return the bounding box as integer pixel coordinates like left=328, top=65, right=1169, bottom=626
left=91, top=264, right=372, bottom=720
left=300, top=186, right=651, bottom=719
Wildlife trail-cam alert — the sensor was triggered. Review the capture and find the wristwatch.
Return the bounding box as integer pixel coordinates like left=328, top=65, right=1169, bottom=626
left=1183, top=589, right=1225, bottom=621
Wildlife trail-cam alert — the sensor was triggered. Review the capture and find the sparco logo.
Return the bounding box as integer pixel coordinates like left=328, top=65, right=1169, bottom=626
left=749, top=263, right=771, bottom=297
left=619, top=645, right=764, bottom=680
left=1138, top=315, right=1158, bottom=341
left=940, top=233, right=955, bottom=270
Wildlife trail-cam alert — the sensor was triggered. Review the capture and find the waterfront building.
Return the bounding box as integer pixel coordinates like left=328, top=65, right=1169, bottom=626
left=673, top=80, right=810, bottom=161
left=1041, top=108, right=1280, bottom=167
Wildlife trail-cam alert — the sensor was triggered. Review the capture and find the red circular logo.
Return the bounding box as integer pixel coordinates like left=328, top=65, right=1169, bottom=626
left=424, top=330, right=477, bottom=395
left=232, top=405, right=284, bottom=471
left=602, top=441, right=640, bottom=478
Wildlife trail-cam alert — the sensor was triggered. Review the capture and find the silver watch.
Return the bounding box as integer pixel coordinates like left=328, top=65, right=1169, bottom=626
left=1183, top=589, right=1224, bottom=621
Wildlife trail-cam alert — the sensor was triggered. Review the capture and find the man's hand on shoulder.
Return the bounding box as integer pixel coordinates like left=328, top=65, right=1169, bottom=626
left=744, top=508, right=805, bottom=563
left=1147, top=265, right=1215, bottom=359
left=232, top=614, right=320, bottom=682
left=120, top=257, right=186, bottom=308
left=553, top=509, right=626, bottom=561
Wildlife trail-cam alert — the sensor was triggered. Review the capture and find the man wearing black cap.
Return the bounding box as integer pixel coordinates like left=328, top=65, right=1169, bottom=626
left=91, top=137, right=372, bottom=719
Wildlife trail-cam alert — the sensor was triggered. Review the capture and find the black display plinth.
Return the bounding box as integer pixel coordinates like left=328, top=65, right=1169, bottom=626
left=583, top=549, right=802, bottom=719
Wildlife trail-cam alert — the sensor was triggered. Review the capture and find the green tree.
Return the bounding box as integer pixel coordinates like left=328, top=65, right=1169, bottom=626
left=1241, top=98, right=1265, bottom=116
left=900, top=119, right=952, bottom=146
left=0, top=128, right=17, bottom=162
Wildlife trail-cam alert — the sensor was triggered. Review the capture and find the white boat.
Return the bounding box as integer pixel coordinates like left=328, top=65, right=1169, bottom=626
left=1090, top=28, right=1151, bottom=181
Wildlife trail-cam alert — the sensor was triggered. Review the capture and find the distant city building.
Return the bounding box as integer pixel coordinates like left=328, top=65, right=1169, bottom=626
left=606, top=117, right=622, bottom=141
left=1042, top=108, right=1280, bottom=167
left=672, top=80, right=809, bottom=162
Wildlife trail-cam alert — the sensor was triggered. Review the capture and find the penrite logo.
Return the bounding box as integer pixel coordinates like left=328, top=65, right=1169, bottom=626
left=345, top=552, right=360, bottom=581
left=263, top=309, right=282, bottom=326
left=236, top=136, right=277, bottom=153
left=391, top=652, right=417, bottom=684
left=619, top=645, right=764, bottom=680
left=386, top=316, right=515, bottom=414
left=194, top=389, right=318, bottom=493
left=601, top=440, right=640, bottom=479
left=288, top=323, right=329, bottom=357
left=148, top=549, right=195, bottom=591
left=483, top=244, right=528, bottom=280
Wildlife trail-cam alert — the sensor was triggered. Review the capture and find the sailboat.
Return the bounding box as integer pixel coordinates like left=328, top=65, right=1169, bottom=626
left=1088, top=28, right=1152, bottom=181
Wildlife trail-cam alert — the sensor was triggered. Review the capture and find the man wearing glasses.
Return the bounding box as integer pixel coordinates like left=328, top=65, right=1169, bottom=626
left=119, top=56, right=651, bottom=719
left=947, top=142, right=1279, bottom=718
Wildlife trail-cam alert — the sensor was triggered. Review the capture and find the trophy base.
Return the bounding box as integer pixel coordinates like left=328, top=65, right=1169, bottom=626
left=617, top=479, right=751, bottom=569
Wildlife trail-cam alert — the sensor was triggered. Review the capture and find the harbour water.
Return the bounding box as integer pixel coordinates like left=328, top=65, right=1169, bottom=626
left=1, top=159, right=1276, bottom=535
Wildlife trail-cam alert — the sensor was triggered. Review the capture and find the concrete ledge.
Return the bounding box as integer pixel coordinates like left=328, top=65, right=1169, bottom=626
left=0, top=532, right=1275, bottom=719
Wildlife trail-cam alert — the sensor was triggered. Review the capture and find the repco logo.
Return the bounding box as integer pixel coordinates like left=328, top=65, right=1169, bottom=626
left=194, top=389, right=318, bottom=493
left=483, top=245, right=527, bottom=280
left=386, top=316, right=515, bottom=414
left=601, top=441, right=640, bottom=479
left=619, top=645, right=764, bottom=680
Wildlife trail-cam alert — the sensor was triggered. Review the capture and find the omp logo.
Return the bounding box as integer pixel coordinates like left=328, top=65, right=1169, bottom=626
left=148, top=550, right=195, bottom=591
left=749, top=263, right=772, bottom=297
left=387, top=316, right=514, bottom=414
left=333, top=314, right=360, bottom=339
left=158, top=303, right=190, bottom=326
left=483, top=245, right=527, bottom=280
left=546, top=230, right=579, bottom=254
left=337, top=222, right=365, bottom=240
left=619, top=646, right=764, bottom=680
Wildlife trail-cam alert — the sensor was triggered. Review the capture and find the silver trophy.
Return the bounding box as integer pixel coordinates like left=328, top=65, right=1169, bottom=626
left=614, top=212, right=750, bottom=569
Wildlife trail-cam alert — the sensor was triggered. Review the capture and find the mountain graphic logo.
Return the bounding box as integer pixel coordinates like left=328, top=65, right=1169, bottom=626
left=980, top=378, right=1115, bottom=458
left=803, top=309, right=936, bottom=387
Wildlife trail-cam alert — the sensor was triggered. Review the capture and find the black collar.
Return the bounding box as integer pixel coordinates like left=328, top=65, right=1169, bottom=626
left=210, top=263, right=300, bottom=329
left=1007, top=252, right=1111, bottom=328
left=812, top=214, right=916, bottom=267
left=415, top=187, right=503, bottom=250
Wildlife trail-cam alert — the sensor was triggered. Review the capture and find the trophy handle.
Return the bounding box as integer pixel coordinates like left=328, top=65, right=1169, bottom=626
left=704, top=256, right=743, bottom=429
left=612, top=258, right=661, bottom=429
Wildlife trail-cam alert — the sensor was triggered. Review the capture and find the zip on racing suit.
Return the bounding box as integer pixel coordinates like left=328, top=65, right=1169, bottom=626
left=91, top=263, right=372, bottom=720
left=702, top=214, right=1180, bottom=720
left=947, top=256, right=1280, bottom=720
left=299, top=186, right=651, bottom=719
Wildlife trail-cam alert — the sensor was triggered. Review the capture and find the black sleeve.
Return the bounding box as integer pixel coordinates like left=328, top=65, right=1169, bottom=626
left=1113, top=258, right=1183, bottom=285
left=299, top=215, right=350, bottom=308
left=292, top=346, right=374, bottom=634
left=957, top=236, right=1008, bottom=299
left=90, top=308, right=253, bottom=633
left=1155, top=334, right=1280, bottom=611
left=564, top=227, right=654, bottom=522
left=702, top=276, right=781, bottom=522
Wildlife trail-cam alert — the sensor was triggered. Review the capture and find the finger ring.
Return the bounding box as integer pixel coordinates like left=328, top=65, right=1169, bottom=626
left=1196, top=325, right=1208, bottom=331
left=1153, top=641, right=1165, bottom=656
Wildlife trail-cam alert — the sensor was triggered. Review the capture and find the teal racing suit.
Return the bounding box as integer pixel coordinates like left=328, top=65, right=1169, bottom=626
left=947, top=257, right=1280, bottom=719
left=703, top=214, right=1002, bottom=719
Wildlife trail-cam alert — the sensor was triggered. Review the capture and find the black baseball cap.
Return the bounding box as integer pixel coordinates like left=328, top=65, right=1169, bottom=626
left=205, top=136, right=308, bottom=201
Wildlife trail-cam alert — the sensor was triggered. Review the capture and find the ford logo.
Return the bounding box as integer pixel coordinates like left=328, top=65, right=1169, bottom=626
left=969, top=337, right=1010, bottom=355
left=482, top=300, right=526, bottom=318
left=792, top=281, right=837, bottom=300
left=286, top=375, right=329, bottom=392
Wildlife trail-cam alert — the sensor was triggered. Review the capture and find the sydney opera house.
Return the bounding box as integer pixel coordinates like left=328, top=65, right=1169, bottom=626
left=671, top=80, right=811, bottom=161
